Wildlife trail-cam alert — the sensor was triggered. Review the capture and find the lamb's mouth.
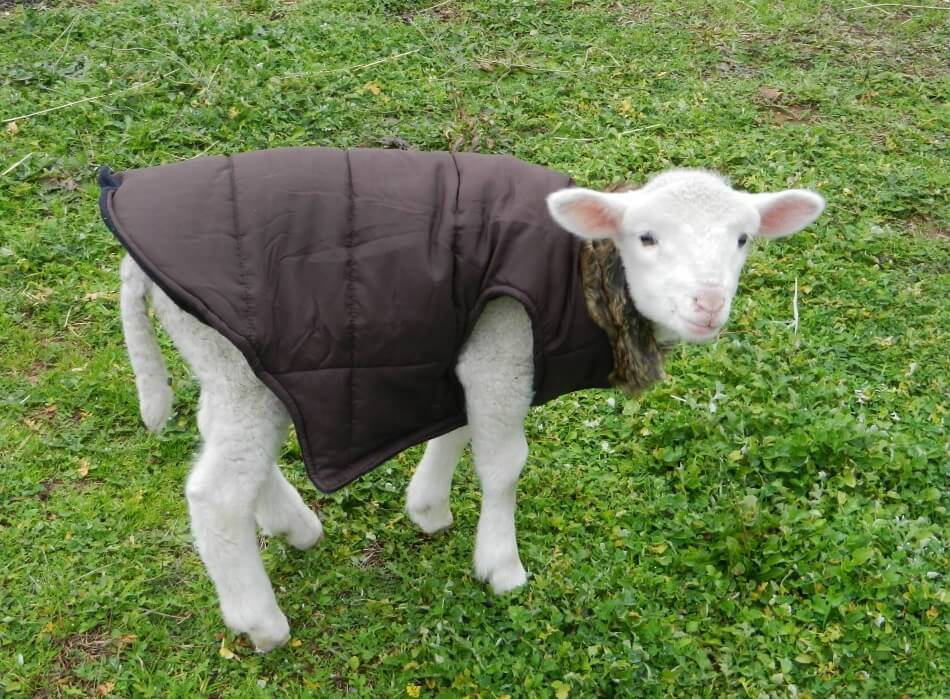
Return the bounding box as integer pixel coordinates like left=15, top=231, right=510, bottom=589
left=680, top=316, right=722, bottom=339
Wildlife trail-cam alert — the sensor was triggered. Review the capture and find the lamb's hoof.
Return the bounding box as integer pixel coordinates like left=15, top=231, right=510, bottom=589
left=247, top=613, right=291, bottom=654
left=406, top=500, right=454, bottom=535
left=474, top=555, right=528, bottom=595
left=223, top=604, right=291, bottom=654
left=285, top=512, right=324, bottom=551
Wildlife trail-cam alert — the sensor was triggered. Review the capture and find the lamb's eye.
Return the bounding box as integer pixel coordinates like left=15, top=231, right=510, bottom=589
left=639, top=233, right=657, bottom=247
left=738, top=233, right=750, bottom=248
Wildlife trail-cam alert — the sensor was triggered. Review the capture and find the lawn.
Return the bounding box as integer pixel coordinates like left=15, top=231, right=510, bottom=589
left=1, top=0, right=947, bottom=696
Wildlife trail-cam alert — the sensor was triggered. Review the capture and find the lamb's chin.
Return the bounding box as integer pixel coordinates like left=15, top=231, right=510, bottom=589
left=650, top=322, right=683, bottom=348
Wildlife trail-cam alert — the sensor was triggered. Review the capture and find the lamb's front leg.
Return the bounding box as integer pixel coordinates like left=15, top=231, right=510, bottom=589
left=406, top=426, right=471, bottom=533
left=455, top=296, right=534, bottom=594
left=469, top=414, right=530, bottom=593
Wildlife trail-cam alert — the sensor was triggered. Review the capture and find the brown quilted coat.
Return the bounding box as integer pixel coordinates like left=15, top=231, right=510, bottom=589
left=99, top=148, right=613, bottom=492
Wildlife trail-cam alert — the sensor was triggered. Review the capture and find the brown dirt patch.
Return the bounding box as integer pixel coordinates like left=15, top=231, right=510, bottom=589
left=398, top=0, right=464, bottom=23
left=37, top=628, right=125, bottom=696
left=426, top=1, right=463, bottom=23
left=360, top=538, right=385, bottom=567
left=359, top=135, right=415, bottom=150
left=36, top=472, right=99, bottom=503
left=59, top=629, right=114, bottom=665
left=616, top=4, right=653, bottom=26
left=907, top=217, right=948, bottom=241
left=23, top=403, right=59, bottom=431
left=753, top=86, right=820, bottom=126
left=27, top=359, right=49, bottom=385
left=39, top=173, right=79, bottom=194
left=37, top=479, right=64, bottom=502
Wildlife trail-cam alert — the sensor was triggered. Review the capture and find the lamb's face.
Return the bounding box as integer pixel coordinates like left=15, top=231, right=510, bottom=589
left=613, top=176, right=760, bottom=343
left=547, top=170, right=825, bottom=344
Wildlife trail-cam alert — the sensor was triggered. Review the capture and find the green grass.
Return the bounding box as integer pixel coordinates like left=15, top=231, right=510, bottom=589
left=1, top=0, right=948, bottom=696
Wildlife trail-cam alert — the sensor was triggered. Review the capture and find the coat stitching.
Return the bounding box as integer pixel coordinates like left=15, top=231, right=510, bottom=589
left=448, top=152, right=463, bottom=350
left=344, top=150, right=357, bottom=464
left=227, top=156, right=255, bottom=340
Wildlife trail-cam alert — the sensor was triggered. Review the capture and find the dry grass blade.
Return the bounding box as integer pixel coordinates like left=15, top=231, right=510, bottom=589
left=281, top=48, right=421, bottom=80
left=1, top=152, right=32, bottom=177
left=792, top=276, right=800, bottom=341
left=845, top=2, right=950, bottom=10
left=2, top=72, right=174, bottom=124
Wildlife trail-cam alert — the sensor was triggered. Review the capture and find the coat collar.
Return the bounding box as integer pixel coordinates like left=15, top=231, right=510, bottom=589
left=579, top=239, right=666, bottom=395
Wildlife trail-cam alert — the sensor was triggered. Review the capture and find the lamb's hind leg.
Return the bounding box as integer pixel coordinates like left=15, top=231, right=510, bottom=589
left=186, top=386, right=293, bottom=652
left=406, top=426, right=471, bottom=534
left=149, top=283, right=303, bottom=651
left=255, top=464, right=324, bottom=550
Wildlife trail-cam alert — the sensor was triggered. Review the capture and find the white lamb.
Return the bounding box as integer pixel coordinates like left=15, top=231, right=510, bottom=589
left=119, top=168, right=824, bottom=651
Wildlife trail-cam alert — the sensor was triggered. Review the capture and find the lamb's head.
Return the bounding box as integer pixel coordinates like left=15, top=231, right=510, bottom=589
left=547, top=169, right=825, bottom=344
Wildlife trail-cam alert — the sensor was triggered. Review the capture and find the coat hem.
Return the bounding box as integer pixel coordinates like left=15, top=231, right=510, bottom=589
left=307, top=415, right=468, bottom=493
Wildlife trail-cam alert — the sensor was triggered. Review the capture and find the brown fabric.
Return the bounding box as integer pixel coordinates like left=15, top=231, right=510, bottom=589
left=579, top=239, right=666, bottom=394
left=98, top=147, right=615, bottom=492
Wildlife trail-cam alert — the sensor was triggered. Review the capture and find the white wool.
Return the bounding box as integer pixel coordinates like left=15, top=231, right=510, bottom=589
left=641, top=167, right=731, bottom=192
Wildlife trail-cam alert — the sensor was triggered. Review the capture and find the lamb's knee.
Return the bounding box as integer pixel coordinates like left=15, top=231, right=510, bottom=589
left=185, top=461, right=213, bottom=506
left=185, top=471, right=229, bottom=521
left=505, top=436, right=529, bottom=464
left=186, top=450, right=261, bottom=513
left=474, top=435, right=528, bottom=492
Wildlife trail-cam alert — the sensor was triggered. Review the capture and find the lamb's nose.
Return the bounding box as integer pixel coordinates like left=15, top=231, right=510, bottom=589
left=694, top=289, right=725, bottom=314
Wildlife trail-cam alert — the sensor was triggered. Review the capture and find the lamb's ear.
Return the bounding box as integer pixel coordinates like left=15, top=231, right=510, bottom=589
left=747, top=190, right=825, bottom=239
left=546, top=188, right=628, bottom=240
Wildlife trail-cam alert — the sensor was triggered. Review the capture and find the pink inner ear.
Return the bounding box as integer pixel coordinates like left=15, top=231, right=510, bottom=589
left=760, top=198, right=816, bottom=235
left=575, top=199, right=618, bottom=234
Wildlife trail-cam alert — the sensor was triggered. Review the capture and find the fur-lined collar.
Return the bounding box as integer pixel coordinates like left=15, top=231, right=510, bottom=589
left=579, top=239, right=666, bottom=395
